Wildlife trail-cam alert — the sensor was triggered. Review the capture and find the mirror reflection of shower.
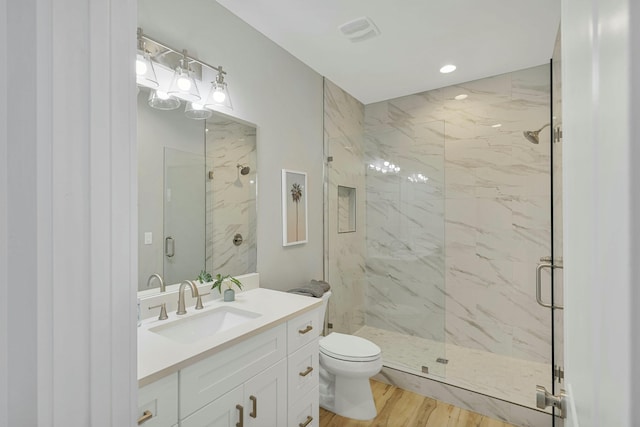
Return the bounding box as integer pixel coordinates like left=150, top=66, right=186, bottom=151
left=235, top=163, right=251, bottom=187
left=523, top=123, right=550, bottom=144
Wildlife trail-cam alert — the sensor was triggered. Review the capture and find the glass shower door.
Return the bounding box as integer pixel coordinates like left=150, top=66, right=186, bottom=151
left=163, top=147, right=206, bottom=285
left=551, top=31, right=565, bottom=426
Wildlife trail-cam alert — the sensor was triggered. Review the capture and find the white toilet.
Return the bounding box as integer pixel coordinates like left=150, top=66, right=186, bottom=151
left=318, top=291, right=382, bottom=420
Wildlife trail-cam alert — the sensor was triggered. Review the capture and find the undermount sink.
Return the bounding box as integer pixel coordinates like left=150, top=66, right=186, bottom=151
left=149, top=306, right=261, bottom=344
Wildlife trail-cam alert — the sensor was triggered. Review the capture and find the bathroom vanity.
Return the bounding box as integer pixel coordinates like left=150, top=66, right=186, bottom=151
left=137, top=288, right=322, bottom=427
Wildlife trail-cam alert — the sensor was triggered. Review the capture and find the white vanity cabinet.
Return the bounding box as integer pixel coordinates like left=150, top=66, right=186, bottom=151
left=138, top=299, right=321, bottom=427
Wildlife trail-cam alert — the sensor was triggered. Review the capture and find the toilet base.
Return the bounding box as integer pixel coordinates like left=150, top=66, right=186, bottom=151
left=319, top=365, right=377, bottom=421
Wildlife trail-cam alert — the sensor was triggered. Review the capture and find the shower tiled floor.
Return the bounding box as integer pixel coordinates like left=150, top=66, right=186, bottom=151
left=354, top=325, right=551, bottom=411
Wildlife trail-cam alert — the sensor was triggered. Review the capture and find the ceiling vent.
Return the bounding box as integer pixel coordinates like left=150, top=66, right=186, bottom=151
left=338, top=16, right=380, bottom=43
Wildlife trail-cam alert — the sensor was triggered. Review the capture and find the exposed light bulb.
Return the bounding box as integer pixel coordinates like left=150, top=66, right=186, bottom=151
left=375, top=166, right=381, bottom=171
left=369, top=164, right=375, bottom=169
left=177, top=76, right=192, bottom=91
left=136, top=59, right=147, bottom=76
left=212, top=89, right=226, bottom=103
left=383, top=161, right=390, bottom=166
left=395, top=167, right=400, bottom=172
left=156, top=90, right=170, bottom=100
left=390, top=164, right=395, bottom=169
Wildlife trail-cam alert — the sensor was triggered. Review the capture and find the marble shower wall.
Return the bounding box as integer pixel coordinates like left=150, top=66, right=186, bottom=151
left=324, top=79, right=366, bottom=334
left=205, top=117, right=257, bottom=278
left=364, top=65, right=552, bottom=364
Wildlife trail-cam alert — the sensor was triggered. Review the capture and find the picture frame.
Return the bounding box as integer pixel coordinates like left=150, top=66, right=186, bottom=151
left=282, top=169, right=308, bottom=246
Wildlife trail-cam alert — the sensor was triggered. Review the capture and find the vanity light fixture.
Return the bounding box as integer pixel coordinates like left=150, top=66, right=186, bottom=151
left=136, top=28, right=158, bottom=88
left=136, top=28, right=233, bottom=114
left=148, top=89, right=181, bottom=110
left=168, top=50, right=201, bottom=102
left=204, top=68, right=233, bottom=110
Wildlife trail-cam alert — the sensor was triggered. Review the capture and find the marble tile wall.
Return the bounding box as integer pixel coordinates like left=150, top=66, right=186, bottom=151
left=323, top=78, right=366, bottom=334
left=205, top=118, right=257, bottom=278
left=364, top=65, right=552, bottom=365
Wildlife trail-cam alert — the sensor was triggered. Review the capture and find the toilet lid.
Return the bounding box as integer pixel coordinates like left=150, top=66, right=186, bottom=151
left=320, top=333, right=381, bottom=362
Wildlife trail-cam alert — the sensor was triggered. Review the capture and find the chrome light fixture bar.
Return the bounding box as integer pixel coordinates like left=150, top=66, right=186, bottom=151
left=137, top=28, right=232, bottom=113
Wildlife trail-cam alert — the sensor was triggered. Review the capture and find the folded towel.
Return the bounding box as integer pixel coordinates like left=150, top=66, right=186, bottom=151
left=288, top=280, right=331, bottom=298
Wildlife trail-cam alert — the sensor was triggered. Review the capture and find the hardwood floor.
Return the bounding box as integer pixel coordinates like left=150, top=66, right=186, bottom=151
left=319, top=380, right=518, bottom=427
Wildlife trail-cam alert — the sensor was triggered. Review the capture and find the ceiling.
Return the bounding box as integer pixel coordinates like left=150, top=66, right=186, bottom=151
left=215, top=0, right=560, bottom=105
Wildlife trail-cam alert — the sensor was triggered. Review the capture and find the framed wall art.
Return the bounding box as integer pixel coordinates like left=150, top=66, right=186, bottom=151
left=282, top=169, right=308, bottom=246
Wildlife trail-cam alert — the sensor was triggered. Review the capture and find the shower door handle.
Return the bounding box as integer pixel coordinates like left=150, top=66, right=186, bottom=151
left=165, top=236, right=175, bottom=258
left=536, top=385, right=567, bottom=418
left=536, top=259, right=563, bottom=309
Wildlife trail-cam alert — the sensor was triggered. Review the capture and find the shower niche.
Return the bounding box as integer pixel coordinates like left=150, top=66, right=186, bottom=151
left=337, top=186, right=356, bottom=233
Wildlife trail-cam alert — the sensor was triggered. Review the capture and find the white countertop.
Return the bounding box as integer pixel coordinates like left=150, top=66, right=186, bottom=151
left=138, top=288, right=322, bottom=387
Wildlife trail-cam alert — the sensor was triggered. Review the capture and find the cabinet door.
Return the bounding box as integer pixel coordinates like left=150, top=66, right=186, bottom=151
left=181, top=386, right=243, bottom=427
left=244, top=359, right=287, bottom=427
left=138, top=373, right=178, bottom=427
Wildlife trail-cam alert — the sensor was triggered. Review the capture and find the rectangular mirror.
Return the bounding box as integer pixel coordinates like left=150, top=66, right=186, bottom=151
left=137, top=89, right=257, bottom=292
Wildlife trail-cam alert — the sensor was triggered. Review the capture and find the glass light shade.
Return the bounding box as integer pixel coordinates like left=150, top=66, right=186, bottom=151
left=184, top=102, right=212, bottom=120
left=148, top=89, right=181, bottom=110
left=136, top=51, right=158, bottom=88
left=204, top=81, right=233, bottom=110
left=168, top=66, right=200, bottom=102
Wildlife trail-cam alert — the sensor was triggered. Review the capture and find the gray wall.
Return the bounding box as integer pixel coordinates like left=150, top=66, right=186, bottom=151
left=138, top=0, right=324, bottom=291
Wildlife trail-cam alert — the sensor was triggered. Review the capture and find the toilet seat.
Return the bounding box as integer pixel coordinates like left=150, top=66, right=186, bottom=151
left=320, top=333, right=381, bottom=362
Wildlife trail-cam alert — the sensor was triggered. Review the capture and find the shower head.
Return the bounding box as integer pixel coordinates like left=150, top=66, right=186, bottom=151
left=237, top=164, right=250, bottom=175
left=522, top=123, right=550, bottom=144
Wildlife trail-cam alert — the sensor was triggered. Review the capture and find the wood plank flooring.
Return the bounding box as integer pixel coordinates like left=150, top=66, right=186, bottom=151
left=319, top=380, right=518, bottom=427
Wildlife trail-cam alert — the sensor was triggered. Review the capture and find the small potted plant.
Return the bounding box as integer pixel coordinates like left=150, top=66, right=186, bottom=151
left=211, top=273, right=243, bottom=302
left=196, top=270, right=213, bottom=284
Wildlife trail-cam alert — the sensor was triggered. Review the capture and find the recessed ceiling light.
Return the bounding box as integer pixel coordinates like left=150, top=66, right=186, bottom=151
left=491, top=123, right=502, bottom=128
left=454, top=94, right=468, bottom=100
left=440, top=64, right=457, bottom=74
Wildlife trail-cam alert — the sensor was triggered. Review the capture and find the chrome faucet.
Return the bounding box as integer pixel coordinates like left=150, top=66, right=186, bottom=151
left=177, top=280, right=200, bottom=315
left=147, top=273, right=165, bottom=292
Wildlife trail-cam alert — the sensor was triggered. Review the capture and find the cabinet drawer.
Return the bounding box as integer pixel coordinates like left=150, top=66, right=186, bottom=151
left=287, top=309, right=320, bottom=354
left=138, top=373, right=178, bottom=427
left=288, top=386, right=319, bottom=427
left=180, top=323, right=287, bottom=418
left=287, top=339, right=319, bottom=407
